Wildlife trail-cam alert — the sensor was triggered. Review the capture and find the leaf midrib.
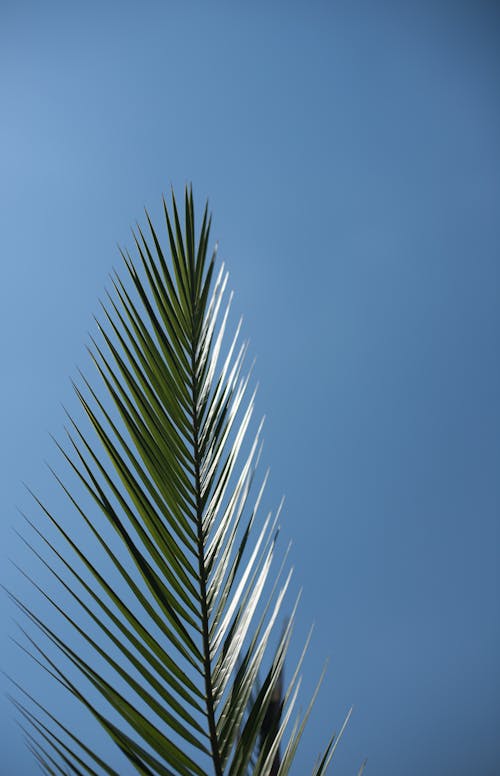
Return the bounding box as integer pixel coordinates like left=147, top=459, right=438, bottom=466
left=191, top=318, right=223, bottom=776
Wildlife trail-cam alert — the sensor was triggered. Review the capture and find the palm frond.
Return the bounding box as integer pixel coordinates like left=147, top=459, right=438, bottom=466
left=11, top=188, right=347, bottom=774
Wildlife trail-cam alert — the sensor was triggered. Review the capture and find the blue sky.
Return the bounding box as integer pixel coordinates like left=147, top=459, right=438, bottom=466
left=1, top=2, right=499, bottom=774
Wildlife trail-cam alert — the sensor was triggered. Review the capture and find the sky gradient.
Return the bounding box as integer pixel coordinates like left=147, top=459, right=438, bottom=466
left=1, top=2, right=499, bottom=774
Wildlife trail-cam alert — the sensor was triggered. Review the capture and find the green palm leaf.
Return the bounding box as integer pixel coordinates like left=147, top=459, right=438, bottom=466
left=12, top=188, right=349, bottom=775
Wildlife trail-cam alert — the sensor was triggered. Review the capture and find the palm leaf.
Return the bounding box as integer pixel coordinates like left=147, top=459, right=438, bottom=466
left=11, top=187, right=347, bottom=774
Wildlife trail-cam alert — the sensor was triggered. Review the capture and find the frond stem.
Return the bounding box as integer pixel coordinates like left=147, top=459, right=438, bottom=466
left=191, top=330, right=223, bottom=776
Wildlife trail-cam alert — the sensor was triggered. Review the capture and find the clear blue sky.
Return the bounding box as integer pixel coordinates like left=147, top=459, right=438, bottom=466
left=1, top=2, right=499, bottom=774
